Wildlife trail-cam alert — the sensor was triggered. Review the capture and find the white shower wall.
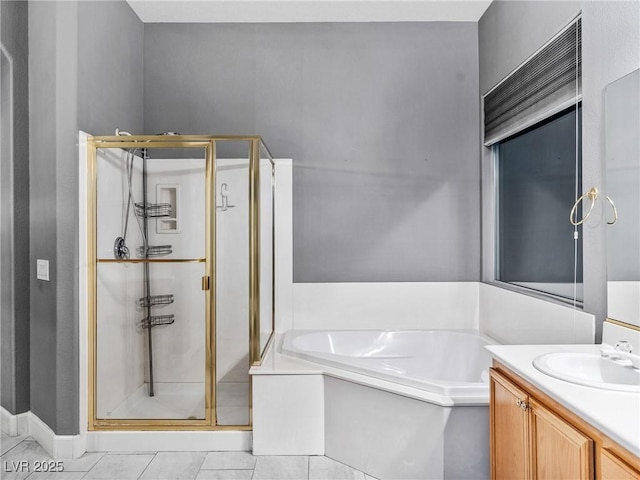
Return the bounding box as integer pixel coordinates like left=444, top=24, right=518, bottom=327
left=215, top=159, right=250, bottom=384
left=146, top=157, right=206, bottom=259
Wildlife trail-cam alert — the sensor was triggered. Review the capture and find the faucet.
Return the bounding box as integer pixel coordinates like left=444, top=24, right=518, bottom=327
left=600, top=341, right=640, bottom=369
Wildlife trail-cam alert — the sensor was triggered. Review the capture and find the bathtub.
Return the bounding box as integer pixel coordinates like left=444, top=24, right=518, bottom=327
left=257, top=329, right=493, bottom=479
left=280, top=329, right=493, bottom=403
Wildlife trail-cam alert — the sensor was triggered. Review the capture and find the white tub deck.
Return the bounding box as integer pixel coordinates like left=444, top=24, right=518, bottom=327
left=281, top=329, right=493, bottom=400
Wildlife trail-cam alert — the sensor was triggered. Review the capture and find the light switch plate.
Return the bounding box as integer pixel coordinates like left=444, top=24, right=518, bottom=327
left=37, top=259, right=49, bottom=281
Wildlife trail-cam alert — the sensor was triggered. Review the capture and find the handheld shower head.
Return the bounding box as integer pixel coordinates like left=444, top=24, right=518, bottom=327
left=114, top=236, right=130, bottom=260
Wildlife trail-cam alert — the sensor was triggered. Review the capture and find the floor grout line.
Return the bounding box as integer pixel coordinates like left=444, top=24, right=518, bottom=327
left=193, top=450, right=208, bottom=477
left=135, top=451, right=157, bottom=480
left=0, top=436, right=28, bottom=458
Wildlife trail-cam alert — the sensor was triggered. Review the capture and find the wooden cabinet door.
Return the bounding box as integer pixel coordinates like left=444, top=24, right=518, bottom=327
left=600, top=449, right=640, bottom=480
left=529, top=398, right=593, bottom=480
left=491, top=369, right=531, bottom=480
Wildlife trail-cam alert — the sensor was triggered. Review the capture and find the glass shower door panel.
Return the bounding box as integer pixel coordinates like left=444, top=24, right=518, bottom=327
left=215, top=141, right=251, bottom=426
left=95, top=262, right=206, bottom=420
left=94, top=147, right=209, bottom=423
left=259, top=155, right=274, bottom=355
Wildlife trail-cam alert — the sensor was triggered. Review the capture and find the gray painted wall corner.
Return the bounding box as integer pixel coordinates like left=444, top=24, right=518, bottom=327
left=1, top=0, right=31, bottom=416
left=27, top=0, right=144, bottom=435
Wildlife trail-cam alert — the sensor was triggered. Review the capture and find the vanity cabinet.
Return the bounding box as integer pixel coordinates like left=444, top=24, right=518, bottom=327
left=600, top=450, right=640, bottom=480
left=490, top=369, right=531, bottom=479
left=529, top=397, right=593, bottom=479
left=490, top=364, right=640, bottom=480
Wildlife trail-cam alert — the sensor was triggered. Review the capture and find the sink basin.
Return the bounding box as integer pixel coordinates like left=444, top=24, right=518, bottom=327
left=533, top=352, right=640, bottom=392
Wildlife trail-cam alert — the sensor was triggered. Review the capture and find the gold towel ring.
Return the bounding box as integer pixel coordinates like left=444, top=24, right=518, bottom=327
left=570, top=187, right=619, bottom=226
left=570, top=187, right=598, bottom=226
left=605, top=195, right=618, bottom=225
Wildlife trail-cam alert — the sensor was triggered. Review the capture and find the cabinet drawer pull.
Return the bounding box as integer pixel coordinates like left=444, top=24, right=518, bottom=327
left=515, top=398, right=528, bottom=410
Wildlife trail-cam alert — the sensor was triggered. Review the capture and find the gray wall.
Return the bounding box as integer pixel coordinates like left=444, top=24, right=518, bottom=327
left=28, top=0, right=142, bottom=434
left=78, top=1, right=144, bottom=135
left=479, top=0, right=640, bottom=341
left=144, top=22, right=481, bottom=282
left=1, top=0, right=30, bottom=415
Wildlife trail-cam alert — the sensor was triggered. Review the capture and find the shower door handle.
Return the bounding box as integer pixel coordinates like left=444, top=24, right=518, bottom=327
left=202, top=276, right=211, bottom=290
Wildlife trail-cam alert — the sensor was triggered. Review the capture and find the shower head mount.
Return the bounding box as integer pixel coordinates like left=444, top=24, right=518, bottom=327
left=114, top=236, right=130, bottom=260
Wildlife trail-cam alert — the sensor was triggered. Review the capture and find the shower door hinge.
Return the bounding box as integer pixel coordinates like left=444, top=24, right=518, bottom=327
left=201, top=276, right=211, bottom=291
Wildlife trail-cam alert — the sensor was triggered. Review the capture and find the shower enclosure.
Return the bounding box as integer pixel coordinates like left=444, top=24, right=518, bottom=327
left=86, top=135, right=274, bottom=430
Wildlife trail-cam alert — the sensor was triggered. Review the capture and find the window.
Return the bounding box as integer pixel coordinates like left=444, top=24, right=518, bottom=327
left=495, top=106, right=582, bottom=301
left=483, top=17, right=582, bottom=302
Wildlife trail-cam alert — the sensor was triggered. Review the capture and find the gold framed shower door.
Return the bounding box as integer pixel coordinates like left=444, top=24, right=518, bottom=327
left=86, top=135, right=275, bottom=431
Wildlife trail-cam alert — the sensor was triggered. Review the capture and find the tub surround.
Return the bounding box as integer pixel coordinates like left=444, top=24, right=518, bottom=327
left=479, top=283, right=595, bottom=345
left=287, top=282, right=596, bottom=345
left=486, top=342, right=640, bottom=458
left=290, top=282, right=480, bottom=331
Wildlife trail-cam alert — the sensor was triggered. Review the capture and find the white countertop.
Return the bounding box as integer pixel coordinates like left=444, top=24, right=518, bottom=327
left=486, top=344, right=640, bottom=458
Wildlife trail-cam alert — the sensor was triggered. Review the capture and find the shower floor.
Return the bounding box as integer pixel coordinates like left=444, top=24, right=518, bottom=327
left=216, top=381, right=250, bottom=426
left=107, top=382, right=249, bottom=425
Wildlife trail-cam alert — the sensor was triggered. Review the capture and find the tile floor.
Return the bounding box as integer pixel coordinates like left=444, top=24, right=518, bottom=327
left=0, top=434, right=376, bottom=480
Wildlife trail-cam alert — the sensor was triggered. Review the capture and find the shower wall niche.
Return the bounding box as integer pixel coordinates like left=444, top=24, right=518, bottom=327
left=87, top=136, right=275, bottom=430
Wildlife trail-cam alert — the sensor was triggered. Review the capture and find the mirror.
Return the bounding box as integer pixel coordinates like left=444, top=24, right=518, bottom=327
left=605, top=68, right=640, bottom=327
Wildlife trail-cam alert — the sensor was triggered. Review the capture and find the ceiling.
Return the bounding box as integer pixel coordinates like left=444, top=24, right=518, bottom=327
left=126, top=0, right=493, bottom=23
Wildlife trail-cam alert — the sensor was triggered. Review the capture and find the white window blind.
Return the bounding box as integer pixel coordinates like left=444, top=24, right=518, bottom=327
left=483, top=18, right=581, bottom=146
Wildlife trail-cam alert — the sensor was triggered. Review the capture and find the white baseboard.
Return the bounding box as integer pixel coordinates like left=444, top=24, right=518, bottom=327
left=1, top=407, right=85, bottom=459
left=1, top=406, right=29, bottom=436
left=28, top=412, right=85, bottom=459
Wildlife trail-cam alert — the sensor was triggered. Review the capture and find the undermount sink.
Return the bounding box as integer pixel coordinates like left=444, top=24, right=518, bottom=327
left=533, top=352, right=640, bottom=392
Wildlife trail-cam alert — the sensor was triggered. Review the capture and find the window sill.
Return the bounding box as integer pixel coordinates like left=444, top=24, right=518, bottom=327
left=483, top=280, right=584, bottom=310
